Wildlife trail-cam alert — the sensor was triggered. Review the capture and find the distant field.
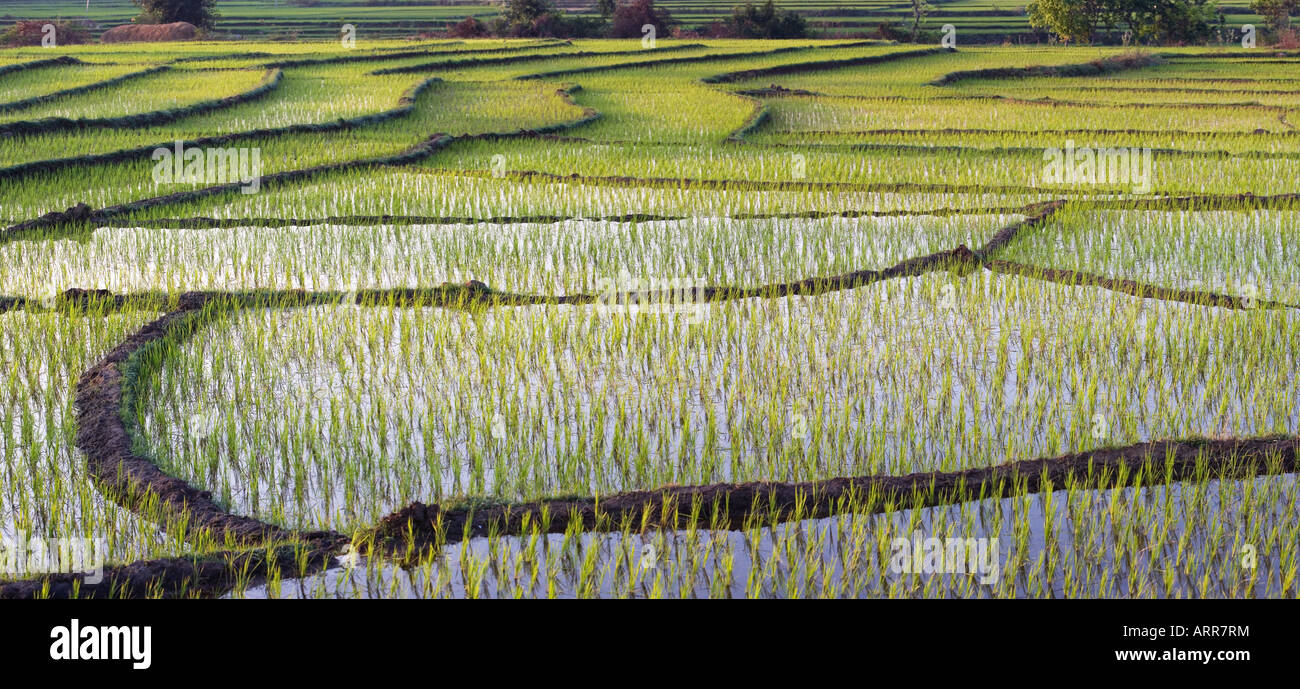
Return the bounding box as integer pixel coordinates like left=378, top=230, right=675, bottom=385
left=0, top=0, right=1274, bottom=41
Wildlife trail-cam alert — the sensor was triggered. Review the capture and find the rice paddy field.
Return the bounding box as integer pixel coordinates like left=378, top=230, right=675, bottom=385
left=0, top=34, right=1298, bottom=602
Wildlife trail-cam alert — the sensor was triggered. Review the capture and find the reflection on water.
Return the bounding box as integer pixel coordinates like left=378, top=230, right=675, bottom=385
left=232, top=475, right=1298, bottom=599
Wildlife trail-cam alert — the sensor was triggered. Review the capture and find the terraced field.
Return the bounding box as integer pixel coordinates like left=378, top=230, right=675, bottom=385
left=0, top=38, right=1297, bottom=599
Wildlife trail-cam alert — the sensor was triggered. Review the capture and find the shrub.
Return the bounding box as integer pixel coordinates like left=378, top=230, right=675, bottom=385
left=0, top=19, right=92, bottom=47
left=701, top=20, right=736, bottom=38
left=876, top=22, right=908, bottom=41
left=132, top=0, right=219, bottom=30
left=447, top=16, right=490, bottom=38
left=727, top=1, right=808, bottom=39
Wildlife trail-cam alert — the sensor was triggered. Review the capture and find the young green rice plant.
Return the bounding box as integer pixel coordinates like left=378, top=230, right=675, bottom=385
left=0, top=67, right=269, bottom=123
left=224, top=471, right=1298, bottom=598
left=2, top=40, right=1298, bottom=600
left=0, top=305, right=200, bottom=578
left=134, top=268, right=1298, bottom=533
left=764, top=96, right=1285, bottom=136
left=0, top=214, right=1019, bottom=297
left=1000, top=205, right=1300, bottom=304
left=98, top=169, right=1042, bottom=227
left=0, top=79, right=586, bottom=222
left=0, top=62, right=145, bottom=105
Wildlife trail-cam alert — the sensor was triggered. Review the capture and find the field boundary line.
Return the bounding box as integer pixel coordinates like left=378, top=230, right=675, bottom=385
left=265, top=39, right=571, bottom=69
left=748, top=139, right=1300, bottom=161
left=987, top=260, right=1300, bottom=311
left=780, top=127, right=1300, bottom=137
left=507, top=42, right=886, bottom=81
left=0, top=83, right=601, bottom=238
left=703, top=46, right=951, bottom=84
left=709, top=47, right=954, bottom=141
left=0, top=55, right=82, bottom=78
left=764, top=90, right=1293, bottom=114
left=927, top=52, right=1161, bottom=86
left=370, top=43, right=704, bottom=75
left=371, top=436, right=1298, bottom=552
left=416, top=167, right=1102, bottom=196
left=3, top=424, right=1294, bottom=598
left=75, top=293, right=306, bottom=548
left=0, top=74, right=441, bottom=182
left=0, top=67, right=283, bottom=137
left=0, top=65, right=171, bottom=114
left=89, top=204, right=1029, bottom=230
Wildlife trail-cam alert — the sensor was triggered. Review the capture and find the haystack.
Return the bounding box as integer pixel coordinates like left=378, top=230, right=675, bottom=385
left=100, top=22, right=198, bottom=43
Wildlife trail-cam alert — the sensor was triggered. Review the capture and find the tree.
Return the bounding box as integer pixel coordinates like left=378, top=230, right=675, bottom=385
left=596, top=0, right=617, bottom=19
left=491, top=0, right=602, bottom=37
left=908, top=0, right=932, bottom=42
left=608, top=0, right=674, bottom=38
left=1114, top=0, right=1218, bottom=44
left=132, top=0, right=220, bottom=29
left=727, top=1, right=808, bottom=39
left=1251, top=0, right=1298, bottom=33
left=1027, top=0, right=1112, bottom=43
left=499, top=0, right=555, bottom=27
left=1028, top=0, right=1217, bottom=44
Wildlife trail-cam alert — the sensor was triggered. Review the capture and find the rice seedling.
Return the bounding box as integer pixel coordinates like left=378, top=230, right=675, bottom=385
left=0, top=62, right=144, bottom=104
left=0, top=36, right=1295, bottom=606
left=227, top=473, right=1299, bottom=598
left=0, top=67, right=269, bottom=123
left=0, top=308, right=192, bottom=568
left=133, top=271, right=1300, bottom=532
